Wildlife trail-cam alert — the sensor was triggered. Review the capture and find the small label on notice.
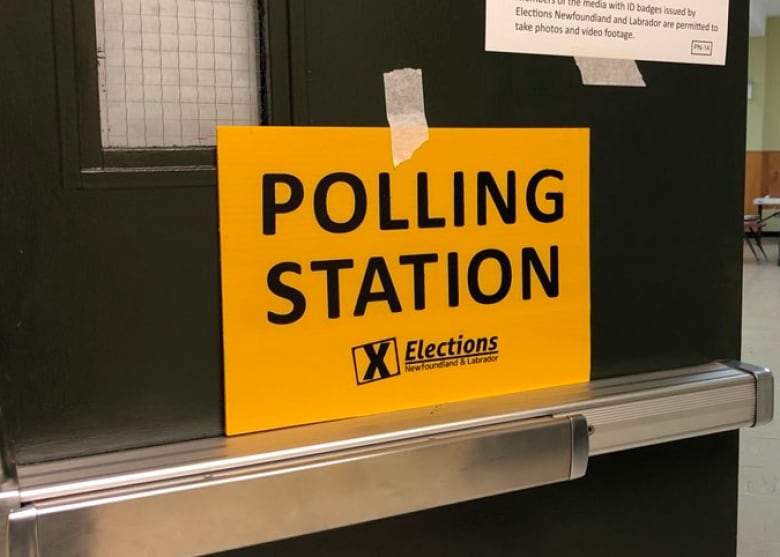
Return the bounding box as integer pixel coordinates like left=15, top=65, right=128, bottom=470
left=485, top=0, right=729, bottom=66
left=691, top=40, right=713, bottom=56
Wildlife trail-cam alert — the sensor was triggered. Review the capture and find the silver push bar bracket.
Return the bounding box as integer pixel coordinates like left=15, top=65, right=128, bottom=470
left=1, top=360, right=773, bottom=556
left=0, top=408, right=20, bottom=557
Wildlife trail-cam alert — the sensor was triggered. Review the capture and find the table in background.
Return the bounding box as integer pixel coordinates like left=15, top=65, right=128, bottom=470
left=753, top=196, right=780, bottom=265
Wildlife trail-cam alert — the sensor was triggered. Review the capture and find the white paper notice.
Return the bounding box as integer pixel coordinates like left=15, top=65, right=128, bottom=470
left=485, top=0, right=729, bottom=66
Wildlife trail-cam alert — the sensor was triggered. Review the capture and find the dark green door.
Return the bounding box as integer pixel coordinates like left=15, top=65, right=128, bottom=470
left=0, top=1, right=746, bottom=555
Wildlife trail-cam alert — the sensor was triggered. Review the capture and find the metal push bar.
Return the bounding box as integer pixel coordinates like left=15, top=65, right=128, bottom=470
left=0, top=360, right=772, bottom=556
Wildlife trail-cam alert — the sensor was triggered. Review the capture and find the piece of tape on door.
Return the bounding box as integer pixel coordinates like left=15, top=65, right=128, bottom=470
left=574, top=57, right=646, bottom=87
left=383, top=68, right=430, bottom=166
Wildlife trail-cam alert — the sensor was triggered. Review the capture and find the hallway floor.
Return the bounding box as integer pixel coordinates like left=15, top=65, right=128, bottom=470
left=738, top=238, right=780, bottom=557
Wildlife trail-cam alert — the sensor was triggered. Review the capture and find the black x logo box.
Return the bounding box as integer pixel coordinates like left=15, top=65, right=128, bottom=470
left=352, top=338, right=401, bottom=386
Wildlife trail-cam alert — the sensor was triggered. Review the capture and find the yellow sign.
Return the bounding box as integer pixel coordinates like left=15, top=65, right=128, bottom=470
left=217, top=127, right=590, bottom=436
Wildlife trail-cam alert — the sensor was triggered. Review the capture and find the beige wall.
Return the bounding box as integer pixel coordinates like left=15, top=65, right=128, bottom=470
left=747, top=17, right=780, bottom=151
left=761, top=18, right=780, bottom=150
left=747, top=37, right=766, bottom=151
left=764, top=17, right=780, bottom=151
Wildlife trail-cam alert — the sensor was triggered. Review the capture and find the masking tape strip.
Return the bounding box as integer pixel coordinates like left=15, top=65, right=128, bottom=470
left=383, top=68, right=430, bottom=167
left=574, top=57, right=646, bottom=87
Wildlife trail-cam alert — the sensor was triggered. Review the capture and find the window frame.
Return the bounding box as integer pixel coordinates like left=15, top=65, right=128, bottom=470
left=54, top=0, right=280, bottom=190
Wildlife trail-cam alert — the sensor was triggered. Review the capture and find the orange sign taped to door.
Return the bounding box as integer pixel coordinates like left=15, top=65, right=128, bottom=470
left=217, top=127, right=590, bottom=435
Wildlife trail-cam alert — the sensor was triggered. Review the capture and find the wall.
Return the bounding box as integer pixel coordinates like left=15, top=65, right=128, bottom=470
left=746, top=18, right=780, bottom=216
left=764, top=18, right=780, bottom=150
left=747, top=17, right=780, bottom=150
left=747, top=37, right=766, bottom=152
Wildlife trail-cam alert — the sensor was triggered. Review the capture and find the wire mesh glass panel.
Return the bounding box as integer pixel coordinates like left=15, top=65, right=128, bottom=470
left=94, top=0, right=260, bottom=148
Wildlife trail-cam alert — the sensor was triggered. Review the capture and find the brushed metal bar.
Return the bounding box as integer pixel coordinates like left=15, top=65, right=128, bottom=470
left=0, top=488, right=20, bottom=557
left=13, top=416, right=584, bottom=557
left=7, top=509, right=36, bottom=557
left=15, top=361, right=756, bottom=504
left=0, top=360, right=773, bottom=557
left=0, top=408, right=20, bottom=557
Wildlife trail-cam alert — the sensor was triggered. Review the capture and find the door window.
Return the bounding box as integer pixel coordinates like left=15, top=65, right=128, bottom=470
left=94, top=0, right=261, bottom=148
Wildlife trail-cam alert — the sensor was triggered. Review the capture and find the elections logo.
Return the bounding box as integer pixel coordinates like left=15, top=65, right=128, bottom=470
left=403, top=334, right=499, bottom=372
left=352, top=338, right=401, bottom=386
